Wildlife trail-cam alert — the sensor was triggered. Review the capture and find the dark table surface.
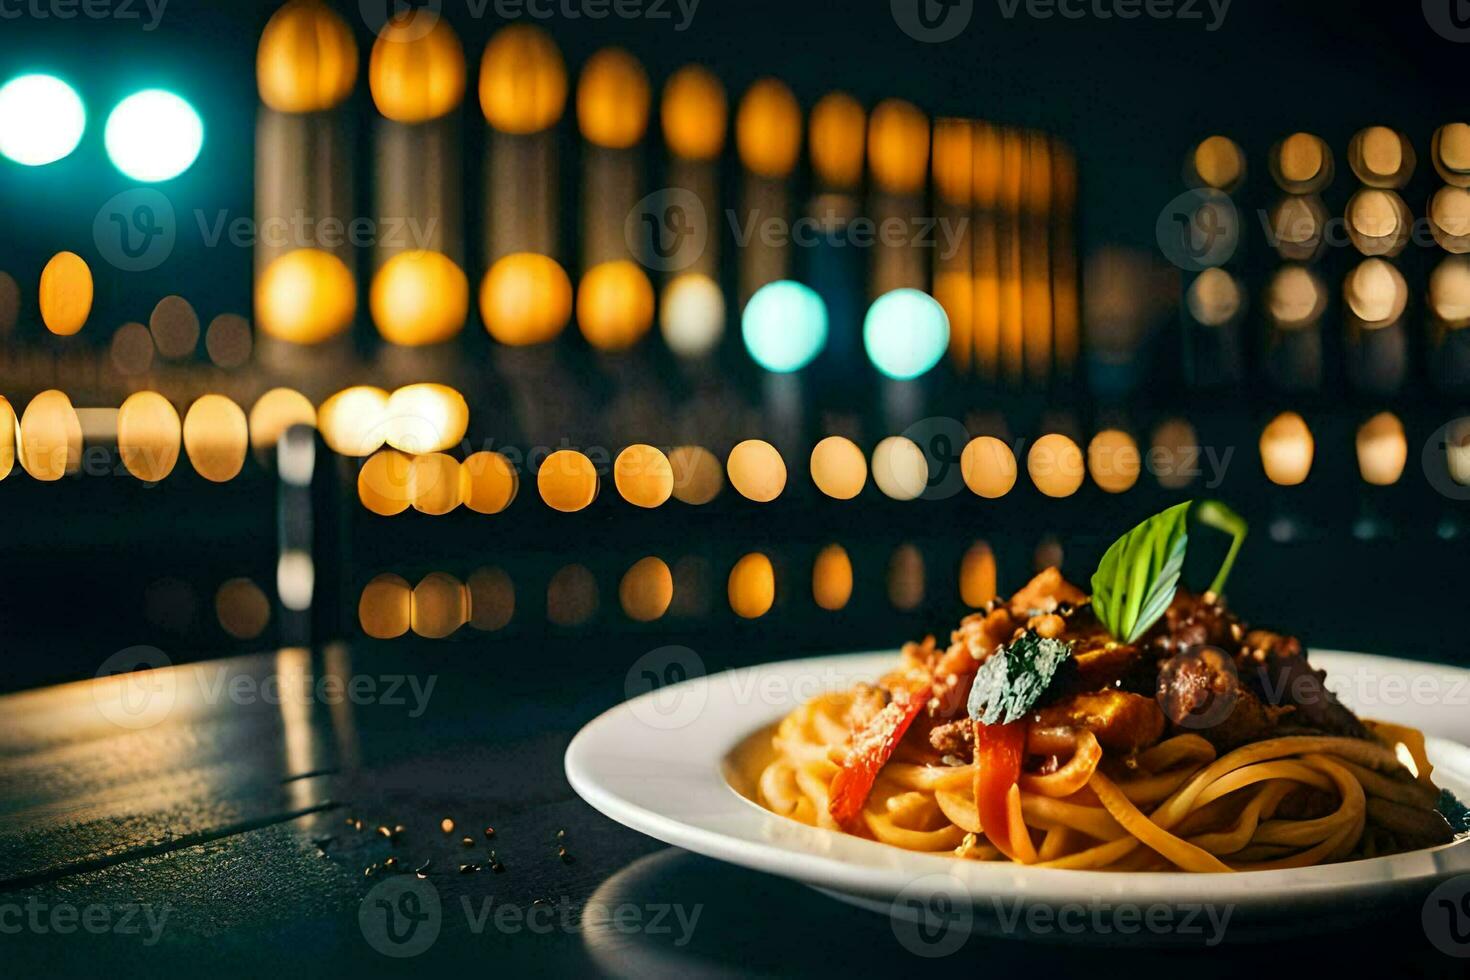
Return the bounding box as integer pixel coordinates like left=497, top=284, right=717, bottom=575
left=3, top=639, right=1468, bottom=978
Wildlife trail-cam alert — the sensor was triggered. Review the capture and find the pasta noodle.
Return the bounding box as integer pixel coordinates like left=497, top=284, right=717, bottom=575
left=747, top=688, right=1449, bottom=871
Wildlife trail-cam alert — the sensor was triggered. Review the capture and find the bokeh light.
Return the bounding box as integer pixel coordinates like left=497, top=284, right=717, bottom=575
left=576, top=47, right=649, bottom=149
left=0, top=74, right=85, bottom=166
left=661, top=65, right=726, bottom=160
left=726, top=439, right=787, bottom=502
left=660, top=273, right=725, bottom=358
left=742, top=280, right=827, bottom=373
left=668, top=445, right=722, bottom=504
left=538, top=449, right=599, bottom=512
left=412, top=571, right=467, bottom=638
left=577, top=260, right=654, bottom=351
left=959, top=541, right=997, bottom=609
left=256, top=0, right=358, bottom=113
left=728, top=552, right=775, bottom=619
left=467, top=567, right=514, bottom=631
left=382, top=383, right=468, bottom=454
left=1356, top=412, right=1407, bottom=486
left=183, top=395, right=248, bottom=482
left=38, top=251, right=92, bottom=336
left=811, top=544, right=853, bottom=611
left=117, top=391, right=181, bottom=482
left=369, top=10, right=465, bottom=123
left=357, top=449, right=414, bottom=516
left=410, top=452, right=463, bottom=515
left=871, top=435, right=928, bottom=501
left=808, top=92, right=865, bottom=189
left=318, top=386, right=389, bottom=457
left=19, top=389, right=80, bottom=481
left=1027, top=433, right=1084, bottom=498
left=105, top=89, right=203, bottom=182
left=863, top=288, right=949, bottom=380
left=735, top=78, right=801, bottom=178
left=479, top=24, right=565, bottom=134
left=216, top=578, right=271, bottom=641
left=480, top=252, right=572, bottom=346
left=1260, top=411, right=1315, bottom=486
left=371, top=251, right=469, bottom=346
left=1087, top=429, right=1141, bottom=494
left=360, top=573, right=411, bottom=639
left=255, top=248, right=356, bottom=344
left=620, top=556, right=673, bottom=622
left=614, top=444, right=674, bottom=509
left=249, top=388, right=317, bottom=453
left=460, top=451, right=519, bottom=514
left=809, top=435, right=867, bottom=500
left=960, top=436, right=1017, bottom=499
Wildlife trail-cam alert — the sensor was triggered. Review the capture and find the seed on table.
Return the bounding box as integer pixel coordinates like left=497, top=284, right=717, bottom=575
left=483, top=826, right=496, bottom=839
left=364, top=863, right=380, bottom=877
left=558, top=846, right=573, bottom=865
left=459, top=862, right=480, bottom=874
left=461, top=836, right=475, bottom=848
left=440, top=818, right=454, bottom=834
left=383, top=857, right=399, bottom=871
left=415, top=859, right=432, bottom=878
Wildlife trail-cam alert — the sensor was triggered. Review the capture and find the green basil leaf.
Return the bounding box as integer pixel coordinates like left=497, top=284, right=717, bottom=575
left=1091, top=501, right=1192, bottom=643
left=1193, top=499, right=1248, bottom=597
left=967, top=631, right=1075, bottom=725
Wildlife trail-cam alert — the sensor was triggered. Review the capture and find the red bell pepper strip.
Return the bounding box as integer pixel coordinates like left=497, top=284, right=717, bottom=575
left=973, top=719, right=1027, bottom=859
left=828, top=683, right=932, bottom=834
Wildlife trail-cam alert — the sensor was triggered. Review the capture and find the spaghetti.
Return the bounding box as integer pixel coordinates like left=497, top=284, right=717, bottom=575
left=749, top=567, right=1460, bottom=872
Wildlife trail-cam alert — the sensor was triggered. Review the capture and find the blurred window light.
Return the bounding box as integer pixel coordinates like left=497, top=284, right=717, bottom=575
left=255, top=248, right=356, bottom=344
left=661, top=65, right=726, bottom=161
left=576, top=47, right=649, bottom=148
left=479, top=24, right=565, bottom=134
left=369, top=10, right=465, bottom=123
left=1087, top=429, right=1141, bottom=494
left=256, top=0, right=359, bottom=113
left=371, top=251, right=468, bottom=347
left=117, top=391, right=181, bottom=482
left=735, top=77, right=800, bottom=178
left=0, top=74, right=84, bottom=166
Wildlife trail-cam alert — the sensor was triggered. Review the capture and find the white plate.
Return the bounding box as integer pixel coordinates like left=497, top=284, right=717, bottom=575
left=565, top=650, right=1470, bottom=943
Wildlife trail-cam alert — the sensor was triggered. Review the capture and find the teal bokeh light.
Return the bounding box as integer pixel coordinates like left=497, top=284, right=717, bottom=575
left=741, top=280, right=828, bottom=373
left=863, top=288, right=950, bottom=380
left=105, top=89, right=203, bottom=182
left=0, top=74, right=85, bottom=166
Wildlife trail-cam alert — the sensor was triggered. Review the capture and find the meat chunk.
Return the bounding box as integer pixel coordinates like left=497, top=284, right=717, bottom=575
left=1008, top=567, right=1087, bottom=617
left=1033, top=689, right=1165, bottom=752
left=1242, top=639, right=1369, bottom=740
left=1156, top=646, right=1283, bottom=749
